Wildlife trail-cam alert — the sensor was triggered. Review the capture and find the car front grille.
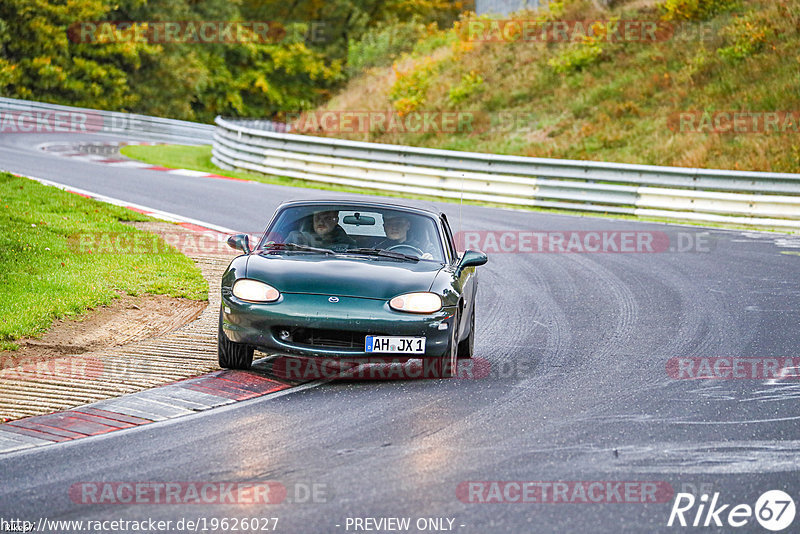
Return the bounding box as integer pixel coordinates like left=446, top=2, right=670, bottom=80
left=273, top=327, right=375, bottom=350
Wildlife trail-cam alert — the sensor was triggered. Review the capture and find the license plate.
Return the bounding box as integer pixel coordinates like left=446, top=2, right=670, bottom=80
left=365, top=336, right=426, bottom=353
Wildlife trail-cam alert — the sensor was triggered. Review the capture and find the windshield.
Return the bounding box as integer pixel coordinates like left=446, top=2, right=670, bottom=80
left=258, top=204, right=445, bottom=262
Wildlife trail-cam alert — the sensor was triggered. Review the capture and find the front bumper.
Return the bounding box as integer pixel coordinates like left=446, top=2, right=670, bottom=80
left=221, top=292, right=456, bottom=358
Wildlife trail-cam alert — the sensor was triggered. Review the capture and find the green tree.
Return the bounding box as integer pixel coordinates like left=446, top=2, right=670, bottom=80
left=0, top=0, right=149, bottom=110
left=0, top=0, right=465, bottom=121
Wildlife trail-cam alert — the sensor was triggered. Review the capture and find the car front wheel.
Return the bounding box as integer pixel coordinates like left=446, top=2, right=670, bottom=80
left=457, top=303, right=475, bottom=359
left=437, top=313, right=458, bottom=378
left=218, top=310, right=254, bottom=370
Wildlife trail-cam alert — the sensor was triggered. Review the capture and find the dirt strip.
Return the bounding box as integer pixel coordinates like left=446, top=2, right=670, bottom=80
left=0, top=223, right=238, bottom=422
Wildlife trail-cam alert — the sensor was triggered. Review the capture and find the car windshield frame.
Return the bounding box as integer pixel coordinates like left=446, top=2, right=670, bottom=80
left=256, top=203, right=446, bottom=263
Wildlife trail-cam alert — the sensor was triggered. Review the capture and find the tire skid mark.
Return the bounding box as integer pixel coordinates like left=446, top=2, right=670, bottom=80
left=636, top=256, right=763, bottom=408
left=437, top=254, right=585, bottom=447
left=564, top=254, right=638, bottom=364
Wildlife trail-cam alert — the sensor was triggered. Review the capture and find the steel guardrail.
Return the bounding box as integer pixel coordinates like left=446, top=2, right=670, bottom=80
left=213, top=116, right=800, bottom=229
left=0, top=97, right=214, bottom=144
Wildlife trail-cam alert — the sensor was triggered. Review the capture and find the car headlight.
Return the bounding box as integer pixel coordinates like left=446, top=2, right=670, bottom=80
left=389, top=292, right=442, bottom=314
left=232, top=279, right=280, bottom=302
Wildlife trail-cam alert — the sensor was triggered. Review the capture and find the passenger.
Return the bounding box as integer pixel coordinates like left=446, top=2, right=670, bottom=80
left=287, top=210, right=356, bottom=249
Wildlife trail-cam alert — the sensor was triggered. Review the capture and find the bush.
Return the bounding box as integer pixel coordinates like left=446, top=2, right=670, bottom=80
left=412, top=26, right=458, bottom=57
left=347, top=20, right=428, bottom=75
left=448, top=70, right=484, bottom=105
left=659, top=0, right=738, bottom=21
left=716, top=12, right=774, bottom=61
left=390, top=58, right=440, bottom=115
left=548, top=20, right=612, bottom=73
left=549, top=40, right=604, bottom=73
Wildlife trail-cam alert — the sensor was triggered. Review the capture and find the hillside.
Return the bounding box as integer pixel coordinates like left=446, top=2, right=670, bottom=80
left=299, top=0, right=800, bottom=173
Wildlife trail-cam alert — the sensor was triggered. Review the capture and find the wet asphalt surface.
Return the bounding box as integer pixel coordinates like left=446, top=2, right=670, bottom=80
left=1, top=132, right=799, bottom=533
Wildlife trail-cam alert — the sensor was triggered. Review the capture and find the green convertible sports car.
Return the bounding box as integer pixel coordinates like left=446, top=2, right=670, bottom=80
left=219, top=199, right=487, bottom=378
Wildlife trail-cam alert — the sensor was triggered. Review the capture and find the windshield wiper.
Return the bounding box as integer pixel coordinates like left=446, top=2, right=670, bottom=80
left=345, top=248, right=420, bottom=262
left=259, top=242, right=336, bottom=255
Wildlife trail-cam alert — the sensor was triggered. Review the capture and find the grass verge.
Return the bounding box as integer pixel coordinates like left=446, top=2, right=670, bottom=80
left=0, top=172, right=207, bottom=351
left=120, top=144, right=799, bottom=234
left=121, top=143, right=441, bottom=195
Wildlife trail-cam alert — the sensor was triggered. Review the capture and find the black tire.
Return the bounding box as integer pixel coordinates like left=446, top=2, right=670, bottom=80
left=218, top=311, right=254, bottom=370
left=457, top=303, right=475, bottom=359
left=437, top=313, right=458, bottom=378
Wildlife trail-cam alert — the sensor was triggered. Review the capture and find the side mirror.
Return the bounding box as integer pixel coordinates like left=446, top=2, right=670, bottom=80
left=457, top=250, right=487, bottom=274
left=227, top=234, right=251, bottom=254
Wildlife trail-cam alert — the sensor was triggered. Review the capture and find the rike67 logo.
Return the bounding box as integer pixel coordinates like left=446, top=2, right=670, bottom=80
left=667, top=490, right=796, bottom=531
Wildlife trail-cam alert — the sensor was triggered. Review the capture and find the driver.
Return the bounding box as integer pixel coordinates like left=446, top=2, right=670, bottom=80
left=375, top=215, right=432, bottom=257
left=287, top=210, right=355, bottom=249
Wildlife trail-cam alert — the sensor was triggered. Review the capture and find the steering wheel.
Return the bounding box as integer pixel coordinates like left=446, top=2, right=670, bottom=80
left=386, top=244, right=424, bottom=256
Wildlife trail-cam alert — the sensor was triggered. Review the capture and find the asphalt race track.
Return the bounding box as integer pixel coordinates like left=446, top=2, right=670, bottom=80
left=1, top=132, right=799, bottom=533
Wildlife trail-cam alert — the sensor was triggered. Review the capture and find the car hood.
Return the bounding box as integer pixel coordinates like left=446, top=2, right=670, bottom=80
left=245, top=253, right=444, bottom=300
